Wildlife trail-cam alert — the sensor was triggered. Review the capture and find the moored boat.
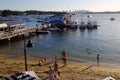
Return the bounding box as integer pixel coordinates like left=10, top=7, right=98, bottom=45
left=87, top=21, right=93, bottom=29
left=110, top=17, right=115, bottom=21
left=79, top=21, right=86, bottom=29
left=35, top=30, right=50, bottom=34
left=93, top=21, right=98, bottom=29
left=47, top=27, right=61, bottom=31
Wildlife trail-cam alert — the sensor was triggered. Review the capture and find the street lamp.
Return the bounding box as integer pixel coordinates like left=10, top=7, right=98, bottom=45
left=24, top=36, right=34, bottom=71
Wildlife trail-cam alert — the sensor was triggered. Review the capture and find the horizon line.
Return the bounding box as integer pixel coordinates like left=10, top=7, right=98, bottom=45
left=0, top=9, right=120, bottom=13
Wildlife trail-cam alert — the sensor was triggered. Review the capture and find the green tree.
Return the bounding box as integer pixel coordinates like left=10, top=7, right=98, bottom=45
left=1, top=10, right=13, bottom=17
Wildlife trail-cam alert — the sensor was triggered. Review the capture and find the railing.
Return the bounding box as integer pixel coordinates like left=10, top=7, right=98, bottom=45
left=0, top=26, right=43, bottom=40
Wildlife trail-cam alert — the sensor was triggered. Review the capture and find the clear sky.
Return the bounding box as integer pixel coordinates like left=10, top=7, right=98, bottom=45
left=0, top=0, right=120, bottom=12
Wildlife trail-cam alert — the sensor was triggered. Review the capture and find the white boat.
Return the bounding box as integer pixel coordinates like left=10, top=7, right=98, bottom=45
left=93, top=21, right=98, bottom=28
left=36, top=30, right=50, bottom=34
left=79, top=21, right=86, bottom=29
left=87, top=21, right=93, bottom=29
left=47, top=27, right=61, bottom=31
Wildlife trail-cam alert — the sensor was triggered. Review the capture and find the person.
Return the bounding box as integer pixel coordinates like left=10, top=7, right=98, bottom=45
left=54, top=68, right=60, bottom=80
left=63, top=57, right=67, bottom=66
left=54, top=61, right=58, bottom=71
left=52, top=61, right=60, bottom=80
left=62, top=50, right=66, bottom=58
left=38, top=60, right=43, bottom=66
left=55, top=56, right=58, bottom=63
left=48, top=66, right=54, bottom=80
left=61, top=50, right=67, bottom=66
left=96, top=54, right=99, bottom=67
left=38, top=56, right=47, bottom=66
left=43, top=56, right=47, bottom=64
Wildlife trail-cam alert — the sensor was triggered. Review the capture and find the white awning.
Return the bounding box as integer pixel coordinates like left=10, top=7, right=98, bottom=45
left=0, top=23, right=8, bottom=28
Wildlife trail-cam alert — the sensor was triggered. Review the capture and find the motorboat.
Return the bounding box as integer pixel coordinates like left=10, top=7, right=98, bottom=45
left=79, top=21, right=86, bottom=29
left=110, top=17, right=115, bottom=21
left=93, top=21, right=99, bottom=28
left=47, top=27, right=61, bottom=31
left=87, top=21, right=93, bottom=29
left=35, top=30, right=50, bottom=34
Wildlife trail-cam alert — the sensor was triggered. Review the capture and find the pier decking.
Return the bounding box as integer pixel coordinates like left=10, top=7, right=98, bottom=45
left=0, top=26, right=44, bottom=40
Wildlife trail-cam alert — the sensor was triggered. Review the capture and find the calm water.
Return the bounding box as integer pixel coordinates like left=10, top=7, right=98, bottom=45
left=1, top=13, right=120, bottom=67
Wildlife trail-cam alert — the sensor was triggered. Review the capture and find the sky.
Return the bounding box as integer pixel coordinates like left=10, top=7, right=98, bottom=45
left=0, top=0, right=120, bottom=12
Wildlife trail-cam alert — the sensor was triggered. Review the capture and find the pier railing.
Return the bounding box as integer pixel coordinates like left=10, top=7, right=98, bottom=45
left=0, top=26, right=43, bottom=40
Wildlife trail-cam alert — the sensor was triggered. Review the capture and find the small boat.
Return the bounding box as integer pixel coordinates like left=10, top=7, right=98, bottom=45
left=87, top=21, right=93, bottom=29
left=67, top=21, right=78, bottom=29
left=110, top=17, right=115, bottom=21
left=37, top=20, right=44, bottom=22
left=35, top=30, right=50, bottom=34
left=93, top=21, right=98, bottom=29
left=47, top=27, right=61, bottom=31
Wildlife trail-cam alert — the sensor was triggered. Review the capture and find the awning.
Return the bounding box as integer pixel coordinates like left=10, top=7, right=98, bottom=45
left=0, top=23, right=8, bottom=28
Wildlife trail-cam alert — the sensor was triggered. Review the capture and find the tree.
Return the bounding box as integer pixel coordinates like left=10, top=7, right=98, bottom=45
left=1, top=10, right=13, bottom=17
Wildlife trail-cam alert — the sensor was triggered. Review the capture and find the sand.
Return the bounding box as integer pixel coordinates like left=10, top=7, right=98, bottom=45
left=0, top=53, right=120, bottom=80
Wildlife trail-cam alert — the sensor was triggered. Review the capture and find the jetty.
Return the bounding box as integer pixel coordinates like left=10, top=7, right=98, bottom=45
left=0, top=26, right=44, bottom=40
left=0, top=20, right=49, bottom=40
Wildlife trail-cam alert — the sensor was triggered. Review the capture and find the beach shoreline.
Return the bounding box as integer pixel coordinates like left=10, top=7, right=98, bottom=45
left=0, top=53, right=120, bottom=80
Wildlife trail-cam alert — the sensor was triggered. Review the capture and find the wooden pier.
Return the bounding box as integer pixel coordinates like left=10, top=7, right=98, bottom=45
left=0, top=26, right=45, bottom=40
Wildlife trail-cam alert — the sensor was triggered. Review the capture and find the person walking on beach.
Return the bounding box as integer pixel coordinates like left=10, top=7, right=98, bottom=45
left=61, top=50, right=67, bottom=66
left=96, top=54, right=99, bottom=67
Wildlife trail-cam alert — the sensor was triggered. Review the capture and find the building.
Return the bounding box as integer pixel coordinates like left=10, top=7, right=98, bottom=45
left=0, top=20, right=25, bottom=32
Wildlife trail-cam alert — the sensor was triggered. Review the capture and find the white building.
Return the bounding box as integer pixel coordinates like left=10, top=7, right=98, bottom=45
left=0, top=20, right=25, bottom=32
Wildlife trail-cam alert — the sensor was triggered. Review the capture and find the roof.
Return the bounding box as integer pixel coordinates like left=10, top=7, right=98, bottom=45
left=0, top=23, right=8, bottom=28
left=0, top=20, right=24, bottom=26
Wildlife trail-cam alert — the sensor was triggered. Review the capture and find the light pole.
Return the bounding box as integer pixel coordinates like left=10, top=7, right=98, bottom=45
left=24, top=35, right=34, bottom=71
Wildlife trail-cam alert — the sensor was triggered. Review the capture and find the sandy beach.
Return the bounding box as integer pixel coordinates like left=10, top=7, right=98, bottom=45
left=0, top=53, right=120, bottom=80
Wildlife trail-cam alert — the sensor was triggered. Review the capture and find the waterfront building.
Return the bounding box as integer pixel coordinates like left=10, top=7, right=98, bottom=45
left=0, top=20, right=25, bottom=32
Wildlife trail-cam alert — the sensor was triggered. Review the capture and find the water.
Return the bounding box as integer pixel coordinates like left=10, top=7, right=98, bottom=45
left=1, top=13, right=120, bottom=67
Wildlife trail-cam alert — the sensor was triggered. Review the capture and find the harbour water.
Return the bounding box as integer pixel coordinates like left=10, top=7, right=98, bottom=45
left=1, top=13, right=120, bottom=67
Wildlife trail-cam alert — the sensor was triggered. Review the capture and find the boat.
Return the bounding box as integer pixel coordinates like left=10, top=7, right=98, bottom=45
left=37, top=19, right=45, bottom=22
left=47, top=27, right=61, bottom=31
left=79, top=21, right=86, bottom=29
left=110, top=17, right=115, bottom=21
left=68, top=22, right=78, bottom=29
left=36, top=30, right=50, bottom=34
left=86, top=21, right=93, bottom=29
left=93, top=21, right=99, bottom=29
